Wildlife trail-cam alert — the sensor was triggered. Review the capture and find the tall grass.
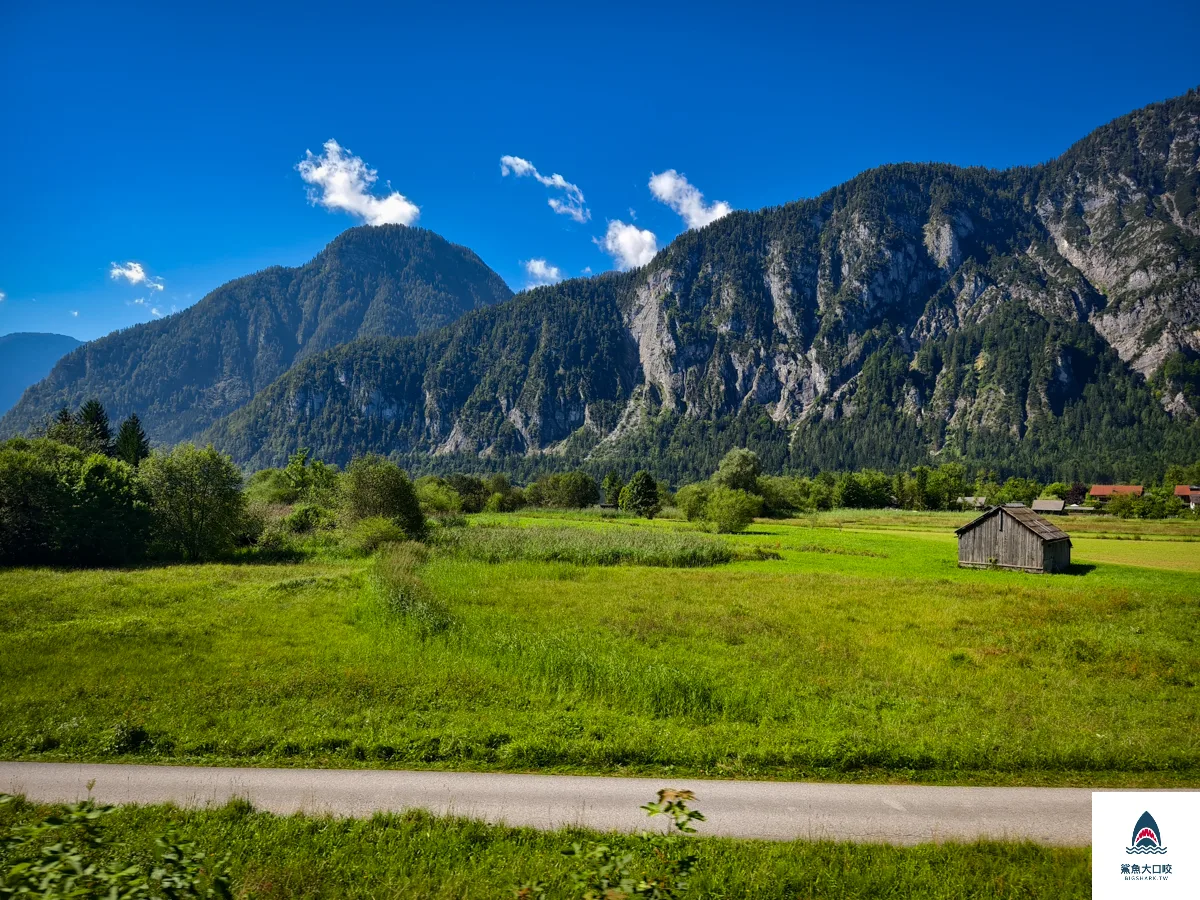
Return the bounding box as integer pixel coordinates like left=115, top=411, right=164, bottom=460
left=370, top=542, right=454, bottom=636
left=0, top=796, right=1091, bottom=899
left=431, top=524, right=737, bottom=567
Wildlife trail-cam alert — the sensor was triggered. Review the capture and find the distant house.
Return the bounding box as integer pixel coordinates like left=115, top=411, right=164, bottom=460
left=1088, top=485, right=1143, bottom=502
left=1031, top=498, right=1066, bottom=515
left=1174, top=485, right=1200, bottom=509
left=955, top=503, right=1072, bottom=574
left=956, top=496, right=988, bottom=510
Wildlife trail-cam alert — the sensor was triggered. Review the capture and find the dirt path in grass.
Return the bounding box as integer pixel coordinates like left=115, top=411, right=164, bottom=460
left=0, top=761, right=1097, bottom=846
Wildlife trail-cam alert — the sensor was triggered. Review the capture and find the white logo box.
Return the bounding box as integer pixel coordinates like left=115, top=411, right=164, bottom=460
left=1093, top=792, right=1199, bottom=899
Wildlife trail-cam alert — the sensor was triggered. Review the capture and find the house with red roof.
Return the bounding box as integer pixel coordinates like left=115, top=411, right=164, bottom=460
left=1087, top=485, right=1143, bottom=503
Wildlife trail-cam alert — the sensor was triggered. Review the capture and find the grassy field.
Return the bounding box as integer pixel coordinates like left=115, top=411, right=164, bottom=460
left=0, top=795, right=1090, bottom=899
left=0, top=511, right=1196, bottom=785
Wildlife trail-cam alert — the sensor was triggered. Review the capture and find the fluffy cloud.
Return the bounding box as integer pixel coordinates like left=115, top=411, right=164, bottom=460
left=649, top=169, right=732, bottom=229
left=110, top=261, right=164, bottom=291
left=298, top=140, right=419, bottom=226
left=500, top=155, right=590, bottom=223
left=0, top=291, right=5, bottom=303
left=524, top=258, right=564, bottom=288
left=71, top=310, right=79, bottom=317
left=151, top=307, right=163, bottom=318
left=596, top=220, right=658, bottom=270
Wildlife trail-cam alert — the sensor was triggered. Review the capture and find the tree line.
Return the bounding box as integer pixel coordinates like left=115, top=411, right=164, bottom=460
left=4, top=400, right=1198, bottom=568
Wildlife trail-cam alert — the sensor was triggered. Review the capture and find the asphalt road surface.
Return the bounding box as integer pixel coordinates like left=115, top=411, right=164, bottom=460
left=0, top=762, right=1093, bottom=845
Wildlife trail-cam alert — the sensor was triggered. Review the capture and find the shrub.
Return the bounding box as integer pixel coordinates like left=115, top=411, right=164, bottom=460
left=447, top=474, right=490, bottom=513
left=415, top=477, right=463, bottom=516
left=704, top=486, right=762, bottom=533
left=346, top=516, right=407, bottom=555
left=342, top=454, right=427, bottom=539
left=70, top=453, right=151, bottom=564
left=0, top=438, right=149, bottom=566
left=282, top=502, right=336, bottom=534
left=0, top=794, right=232, bottom=898
left=674, top=483, right=712, bottom=522
left=138, top=444, right=246, bottom=562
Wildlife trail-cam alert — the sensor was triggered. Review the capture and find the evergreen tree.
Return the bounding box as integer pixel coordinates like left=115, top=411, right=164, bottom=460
left=77, top=399, right=113, bottom=455
left=114, top=413, right=150, bottom=467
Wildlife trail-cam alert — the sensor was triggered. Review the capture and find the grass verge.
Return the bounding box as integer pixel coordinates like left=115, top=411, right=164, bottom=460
left=0, top=796, right=1090, bottom=899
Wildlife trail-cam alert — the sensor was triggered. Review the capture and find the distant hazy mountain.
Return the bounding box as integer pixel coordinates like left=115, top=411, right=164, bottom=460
left=206, top=89, right=1200, bottom=480
left=0, top=333, right=84, bottom=417
left=0, top=226, right=513, bottom=442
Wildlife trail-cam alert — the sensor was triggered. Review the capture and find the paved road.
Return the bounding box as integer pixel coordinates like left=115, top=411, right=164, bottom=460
left=0, top=762, right=1093, bottom=846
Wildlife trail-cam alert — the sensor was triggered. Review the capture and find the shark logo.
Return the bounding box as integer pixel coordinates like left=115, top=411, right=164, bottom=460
left=1127, top=811, right=1167, bottom=855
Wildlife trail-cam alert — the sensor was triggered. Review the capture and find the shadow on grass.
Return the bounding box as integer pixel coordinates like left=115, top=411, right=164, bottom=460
left=1060, top=563, right=1097, bottom=576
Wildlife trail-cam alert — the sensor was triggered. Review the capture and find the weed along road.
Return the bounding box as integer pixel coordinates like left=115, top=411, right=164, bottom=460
left=0, top=762, right=1092, bottom=846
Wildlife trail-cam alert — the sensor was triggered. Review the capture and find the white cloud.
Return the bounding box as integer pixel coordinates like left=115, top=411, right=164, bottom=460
left=0, top=291, right=5, bottom=302
left=110, top=261, right=164, bottom=291
left=500, top=155, right=590, bottom=223
left=523, top=258, right=563, bottom=288
left=596, top=220, right=658, bottom=270
left=150, top=307, right=163, bottom=318
left=71, top=310, right=79, bottom=317
left=297, top=139, right=419, bottom=226
left=649, top=169, right=732, bottom=229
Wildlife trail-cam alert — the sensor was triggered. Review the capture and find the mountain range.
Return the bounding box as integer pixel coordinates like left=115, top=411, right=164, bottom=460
left=4, top=89, right=1200, bottom=481
left=1, top=227, right=511, bottom=443
left=0, top=333, right=84, bottom=417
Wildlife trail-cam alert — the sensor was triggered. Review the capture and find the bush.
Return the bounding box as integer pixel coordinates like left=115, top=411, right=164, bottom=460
left=346, top=516, right=407, bottom=555
left=447, top=474, right=490, bottom=513
left=0, top=438, right=149, bottom=566
left=138, top=444, right=246, bottom=562
left=704, top=486, right=762, bottom=533
left=674, top=483, right=712, bottom=522
left=281, top=502, right=336, bottom=534
left=415, top=477, right=463, bottom=516
left=0, top=794, right=232, bottom=898
left=71, top=453, right=152, bottom=564
left=342, top=454, right=427, bottom=539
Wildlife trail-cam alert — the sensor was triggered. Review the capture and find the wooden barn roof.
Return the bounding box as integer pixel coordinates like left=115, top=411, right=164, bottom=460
left=955, top=504, right=1072, bottom=543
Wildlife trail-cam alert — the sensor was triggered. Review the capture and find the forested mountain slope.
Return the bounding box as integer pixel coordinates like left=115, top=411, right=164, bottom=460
left=0, top=333, right=83, bottom=416
left=207, top=90, right=1200, bottom=481
left=0, top=227, right=512, bottom=443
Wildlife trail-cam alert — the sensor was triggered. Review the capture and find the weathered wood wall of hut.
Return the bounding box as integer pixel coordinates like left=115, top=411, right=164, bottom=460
left=1043, top=540, right=1071, bottom=573
left=958, top=509, right=1063, bottom=572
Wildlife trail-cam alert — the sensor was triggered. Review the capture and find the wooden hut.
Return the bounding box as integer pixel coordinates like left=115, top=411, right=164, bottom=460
left=955, top=503, right=1072, bottom=573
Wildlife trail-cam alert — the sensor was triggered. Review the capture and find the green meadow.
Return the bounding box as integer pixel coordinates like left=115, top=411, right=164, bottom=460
left=1, top=511, right=1197, bottom=785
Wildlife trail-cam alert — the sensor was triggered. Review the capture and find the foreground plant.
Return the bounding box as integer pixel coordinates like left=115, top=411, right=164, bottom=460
left=518, top=789, right=705, bottom=899
left=0, top=794, right=231, bottom=899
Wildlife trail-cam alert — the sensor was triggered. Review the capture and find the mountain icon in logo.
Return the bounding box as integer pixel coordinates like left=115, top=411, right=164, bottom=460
left=1127, top=811, right=1167, bottom=854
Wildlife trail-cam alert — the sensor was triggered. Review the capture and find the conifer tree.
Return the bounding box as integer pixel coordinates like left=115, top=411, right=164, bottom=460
left=77, top=399, right=113, bottom=455
left=114, top=413, right=150, bottom=466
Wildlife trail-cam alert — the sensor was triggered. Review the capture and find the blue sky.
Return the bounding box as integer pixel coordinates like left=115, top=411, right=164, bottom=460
left=1, top=0, right=1197, bottom=341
